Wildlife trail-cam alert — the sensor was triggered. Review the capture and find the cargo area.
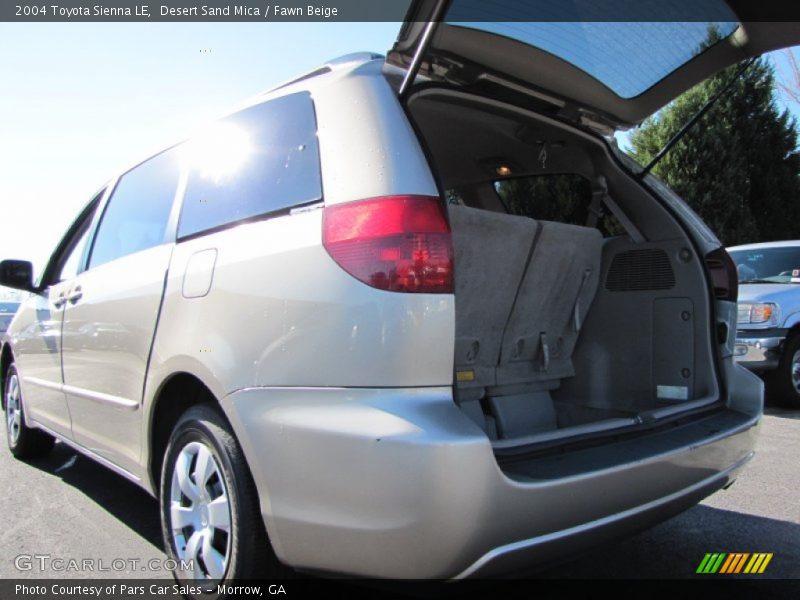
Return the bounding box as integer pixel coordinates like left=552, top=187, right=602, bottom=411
left=407, top=89, right=723, bottom=450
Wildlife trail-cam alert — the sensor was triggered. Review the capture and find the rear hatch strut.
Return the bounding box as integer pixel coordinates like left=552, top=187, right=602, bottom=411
left=398, top=0, right=450, bottom=98
left=639, top=57, right=757, bottom=177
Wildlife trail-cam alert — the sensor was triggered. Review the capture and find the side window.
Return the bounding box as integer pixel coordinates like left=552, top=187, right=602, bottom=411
left=88, top=147, right=181, bottom=269
left=48, top=191, right=103, bottom=284
left=177, top=92, right=322, bottom=238
left=493, top=174, right=625, bottom=237
left=58, top=227, right=91, bottom=282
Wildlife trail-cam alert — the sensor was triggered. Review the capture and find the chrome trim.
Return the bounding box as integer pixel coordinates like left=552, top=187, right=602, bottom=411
left=30, top=420, right=142, bottom=486
left=63, top=384, right=139, bottom=410
left=24, top=376, right=139, bottom=410
left=734, top=335, right=784, bottom=368
left=735, top=336, right=784, bottom=349
left=23, top=376, right=62, bottom=391
left=289, top=201, right=324, bottom=216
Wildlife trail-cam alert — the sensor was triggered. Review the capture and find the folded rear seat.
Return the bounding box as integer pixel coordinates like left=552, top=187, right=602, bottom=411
left=449, top=204, right=602, bottom=439
left=495, top=221, right=603, bottom=387
left=448, top=203, right=539, bottom=430
left=490, top=221, right=602, bottom=438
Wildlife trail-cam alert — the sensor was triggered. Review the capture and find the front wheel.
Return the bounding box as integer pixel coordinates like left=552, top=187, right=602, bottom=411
left=160, top=404, right=287, bottom=589
left=4, top=363, right=54, bottom=459
left=773, top=334, right=800, bottom=408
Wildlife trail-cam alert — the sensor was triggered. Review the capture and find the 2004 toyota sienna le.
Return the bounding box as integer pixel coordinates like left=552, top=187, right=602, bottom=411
left=1, top=2, right=796, bottom=584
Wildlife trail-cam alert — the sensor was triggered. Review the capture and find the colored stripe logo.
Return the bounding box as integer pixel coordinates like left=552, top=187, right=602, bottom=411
left=696, top=553, right=773, bottom=574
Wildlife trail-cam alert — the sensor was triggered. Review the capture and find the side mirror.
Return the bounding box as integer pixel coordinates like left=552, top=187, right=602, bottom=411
left=0, top=260, right=36, bottom=293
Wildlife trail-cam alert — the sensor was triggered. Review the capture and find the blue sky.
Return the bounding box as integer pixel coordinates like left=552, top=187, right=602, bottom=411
left=0, top=22, right=797, bottom=282
left=0, top=22, right=401, bottom=275
left=616, top=49, right=800, bottom=152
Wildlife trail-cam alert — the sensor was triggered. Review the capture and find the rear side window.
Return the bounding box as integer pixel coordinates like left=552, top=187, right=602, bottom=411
left=177, top=92, right=322, bottom=239
left=88, top=148, right=181, bottom=269
left=494, top=174, right=624, bottom=237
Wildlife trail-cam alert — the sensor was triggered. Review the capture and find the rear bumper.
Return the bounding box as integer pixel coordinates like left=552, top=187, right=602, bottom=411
left=222, top=386, right=758, bottom=579
left=456, top=453, right=748, bottom=577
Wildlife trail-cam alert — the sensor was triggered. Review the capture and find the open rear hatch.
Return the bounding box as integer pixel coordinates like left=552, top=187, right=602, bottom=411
left=388, top=0, right=800, bottom=132
left=389, top=1, right=799, bottom=455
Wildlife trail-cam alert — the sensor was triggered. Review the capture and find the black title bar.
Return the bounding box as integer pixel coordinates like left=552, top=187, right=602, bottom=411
left=3, top=0, right=800, bottom=23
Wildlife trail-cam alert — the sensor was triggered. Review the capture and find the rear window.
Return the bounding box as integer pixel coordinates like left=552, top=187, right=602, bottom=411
left=445, top=0, right=738, bottom=98
left=177, top=92, right=322, bottom=239
left=493, top=173, right=624, bottom=237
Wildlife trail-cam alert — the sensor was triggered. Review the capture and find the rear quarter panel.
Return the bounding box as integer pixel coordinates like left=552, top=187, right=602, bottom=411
left=146, top=209, right=455, bottom=397
left=145, top=63, right=456, bottom=399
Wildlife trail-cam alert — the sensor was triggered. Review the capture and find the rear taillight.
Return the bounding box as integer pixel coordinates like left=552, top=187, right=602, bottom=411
left=705, top=247, right=738, bottom=302
left=322, top=195, right=453, bottom=293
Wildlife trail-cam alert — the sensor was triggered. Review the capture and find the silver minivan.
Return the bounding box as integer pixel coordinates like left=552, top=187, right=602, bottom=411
left=2, top=3, right=797, bottom=584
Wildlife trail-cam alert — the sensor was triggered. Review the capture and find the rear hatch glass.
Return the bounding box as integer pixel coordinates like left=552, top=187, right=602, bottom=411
left=390, top=1, right=800, bottom=129
left=445, top=20, right=738, bottom=99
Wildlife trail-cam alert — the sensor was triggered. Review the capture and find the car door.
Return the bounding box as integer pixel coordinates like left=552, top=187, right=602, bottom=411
left=10, top=198, right=100, bottom=437
left=60, top=145, right=182, bottom=474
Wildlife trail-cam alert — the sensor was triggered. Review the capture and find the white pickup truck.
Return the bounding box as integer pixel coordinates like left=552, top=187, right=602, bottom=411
left=730, top=240, right=800, bottom=407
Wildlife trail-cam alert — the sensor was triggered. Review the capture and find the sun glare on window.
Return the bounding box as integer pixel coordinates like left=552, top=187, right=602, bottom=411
left=182, top=122, right=253, bottom=183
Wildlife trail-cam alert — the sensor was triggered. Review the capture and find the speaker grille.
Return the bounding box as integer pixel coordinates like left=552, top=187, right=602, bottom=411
left=606, top=249, right=675, bottom=291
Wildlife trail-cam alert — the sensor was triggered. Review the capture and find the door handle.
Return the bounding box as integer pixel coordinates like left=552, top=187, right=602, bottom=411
left=53, top=293, right=67, bottom=309
left=67, top=287, right=83, bottom=303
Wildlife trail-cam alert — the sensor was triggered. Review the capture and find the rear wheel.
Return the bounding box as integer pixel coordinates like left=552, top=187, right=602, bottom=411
left=160, top=404, right=287, bottom=591
left=773, top=334, right=800, bottom=409
left=4, top=363, right=55, bottom=459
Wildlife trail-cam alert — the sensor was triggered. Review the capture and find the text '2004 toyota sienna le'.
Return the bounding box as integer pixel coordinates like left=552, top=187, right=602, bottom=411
left=2, top=1, right=797, bottom=585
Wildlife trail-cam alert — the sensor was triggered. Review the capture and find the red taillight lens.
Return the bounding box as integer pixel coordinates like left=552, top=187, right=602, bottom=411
left=705, top=247, right=738, bottom=302
left=322, top=195, right=454, bottom=293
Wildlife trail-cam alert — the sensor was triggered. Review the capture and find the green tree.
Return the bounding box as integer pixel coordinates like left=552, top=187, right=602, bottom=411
left=496, top=174, right=625, bottom=236
left=630, top=56, right=800, bottom=246
left=498, top=174, right=591, bottom=222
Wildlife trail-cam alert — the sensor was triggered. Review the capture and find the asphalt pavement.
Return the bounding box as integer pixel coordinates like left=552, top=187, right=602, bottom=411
left=0, top=406, right=797, bottom=582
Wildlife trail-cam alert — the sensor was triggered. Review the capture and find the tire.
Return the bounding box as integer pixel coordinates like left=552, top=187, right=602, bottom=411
left=773, top=334, right=800, bottom=409
left=160, top=404, right=288, bottom=591
left=4, top=363, right=55, bottom=459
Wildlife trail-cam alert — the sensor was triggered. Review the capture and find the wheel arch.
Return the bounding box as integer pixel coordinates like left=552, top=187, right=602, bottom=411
left=769, top=326, right=800, bottom=409
left=146, top=371, right=230, bottom=495
left=0, top=343, right=14, bottom=410
left=776, top=322, right=800, bottom=358
left=783, top=310, right=800, bottom=333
